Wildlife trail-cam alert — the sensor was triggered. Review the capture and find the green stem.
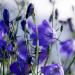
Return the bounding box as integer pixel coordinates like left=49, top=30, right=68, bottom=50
left=3, top=60, right=4, bottom=75
left=65, top=54, right=75, bottom=73
left=3, top=51, right=5, bottom=75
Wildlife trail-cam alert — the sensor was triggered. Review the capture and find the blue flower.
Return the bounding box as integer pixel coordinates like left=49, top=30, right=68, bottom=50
left=60, top=39, right=73, bottom=55
left=6, top=43, right=13, bottom=52
left=3, top=9, right=9, bottom=27
left=10, top=58, right=29, bottom=75
left=41, top=64, right=64, bottom=75
left=0, top=39, right=14, bottom=59
left=10, top=61, right=21, bottom=75
left=17, top=40, right=28, bottom=62
left=26, top=3, right=34, bottom=19
left=0, top=39, right=8, bottom=59
left=0, top=31, right=4, bottom=39
left=10, top=40, right=32, bottom=75
left=21, top=20, right=26, bottom=31
left=29, top=20, right=56, bottom=47
left=0, top=20, right=9, bottom=34
left=38, top=47, right=47, bottom=64
left=0, top=39, right=7, bottom=50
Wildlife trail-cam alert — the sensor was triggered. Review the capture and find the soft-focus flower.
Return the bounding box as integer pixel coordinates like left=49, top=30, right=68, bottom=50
left=0, top=39, right=14, bottom=60
left=6, top=43, right=13, bottom=51
left=26, top=3, right=34, bottom=19
left=0, top=20, right=9, bottom=34
left=10, top=61, right=21, bottom=75
left=28, top=20, right=56, bottom=47
left=21, top=20, right=26, bottom=31
left=17, top=40, right=28, bottom=62
left=10, top=58, right=30, bottom=75
left=0, top=31, right=5, bottom=39
left=41, top=64, right=64, bottom=75
left=0, top=39, right=8, bottom=59
left=38, top=47, right=47, bottom=64
left=3, top=9, right=9, bottom=27
left=0, top=39, right=7, bottom=50
left=60, top=39, right=73, bottom=55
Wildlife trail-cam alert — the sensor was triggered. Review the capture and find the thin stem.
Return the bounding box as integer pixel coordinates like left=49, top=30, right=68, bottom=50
left=44, top=45, right=52, bottom=66
left=3, top=51, right=5, bottom=75
left=3, top=60, right=5, bottom=75
left=56, top=42, right=61, bottom=65
left=65, top=54, right=75, bottom=73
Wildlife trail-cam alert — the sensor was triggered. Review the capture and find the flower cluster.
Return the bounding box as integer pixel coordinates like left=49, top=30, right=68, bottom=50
left=0, top=2, right=75, bottom=75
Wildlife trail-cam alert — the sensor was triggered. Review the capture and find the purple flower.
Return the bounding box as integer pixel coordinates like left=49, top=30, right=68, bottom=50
left=29, top=20, right=56, bottom=47
left=41, top=64, right=64, bottom=75
left=0, top=39, right=7, bottom=50
left=38, top=47, right=47, bottom=64
left=0, top=20, right=9, bottom=34
left=0, top=31, right=4, bottom=39
left=6, top=43, right=13, bottom=51
left=0, top=39, right=10, bottom=59
left=0, top=39, right=14, bottom=59
left=17, top=40, right=28, bottom=62
left=3, top=9, right=9, bottom=27
left=10, top=58, right=29, bottom=75
left=60, top=39, right=73, bottom=55
left=10, top=61, right=21, bottom=75
left=26, top=3, right=34, bottom=19
left=21, top=20, right=26, bottom=31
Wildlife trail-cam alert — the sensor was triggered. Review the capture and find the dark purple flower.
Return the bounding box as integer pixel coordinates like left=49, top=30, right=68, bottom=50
left=0, top=39, right=7, bottom=50
left=0, top=39, right=11, bottom=59
left=10, top=58, right=29, bottom=75
left=41, top=64, right=64, bottom=75
left=0, top=31, right=4, bottom=39
left=0, top=20, right=9, bottom=34
left=27, top=20, right=36, bottom=31
left=18, top=57, right=30, bottom=74
left=60, top=39, right=73, bottom=55
left=29, top=20, right=56, bottom=47
left=38, top=48, right=47, bottom=64
left=10, top=61, right=21, bottom=75
left=26, top=3, right=34, bottom=19
left=6, top=43, right=13, bottom=51
left=17, top=40, right=28, bottom=62
left=3, top=9, right=9, bottom=27
left=21, top=20, right=26, bottom=31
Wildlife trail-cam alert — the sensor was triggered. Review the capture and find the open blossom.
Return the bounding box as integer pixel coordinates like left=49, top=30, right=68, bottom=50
left=60, top=39, right=75, bottom=55
left=0, top=39, right=14, bottom=59
left=38, top=47, right=47, bottom=64
left=0, top=20, right=9, bottom=34
left=17, top=40, right=28, bottom=62
left=10, top=59, right=29, bottom=75
left=28, top=20, right=57, bottom=48
left=41, top=64, right=64, bottom=75
left=10, top=40, right=32, bottom=75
